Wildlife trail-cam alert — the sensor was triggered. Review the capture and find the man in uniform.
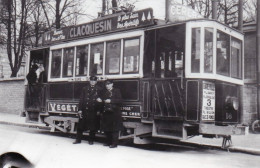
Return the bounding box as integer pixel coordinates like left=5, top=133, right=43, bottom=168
left=101, top=80, right=122, bottom=148
left=73, top=76, right=102, bottom=145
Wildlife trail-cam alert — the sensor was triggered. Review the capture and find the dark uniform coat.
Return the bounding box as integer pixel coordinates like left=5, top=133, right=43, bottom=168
left=26, top=70, right=37, bottom=85
left=78, top=84, right=102, bottom=131
left=101, top=88, right=123, bottom=132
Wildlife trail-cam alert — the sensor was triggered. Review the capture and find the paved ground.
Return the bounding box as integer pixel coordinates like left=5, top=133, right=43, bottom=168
left=0, top=112, right=260, bottom=155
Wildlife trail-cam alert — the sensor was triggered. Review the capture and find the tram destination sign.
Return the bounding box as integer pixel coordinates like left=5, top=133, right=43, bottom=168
left=42, top=8, right=154, bottom=45
left=202, top=81, right=215, bottom=121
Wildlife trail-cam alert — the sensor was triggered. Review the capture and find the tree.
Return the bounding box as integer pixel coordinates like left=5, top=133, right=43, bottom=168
left=39, top=0, right=86, bottom=29
left=1, top=0, right=34, bottom=77
left=182, top=0, right=252, bottom=27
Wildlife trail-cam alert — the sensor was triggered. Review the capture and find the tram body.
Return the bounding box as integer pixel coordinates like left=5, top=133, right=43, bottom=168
left=25, top=9, right=245, bottom=144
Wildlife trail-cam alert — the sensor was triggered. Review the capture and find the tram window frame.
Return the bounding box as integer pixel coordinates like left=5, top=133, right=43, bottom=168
left=191, top=27, right=201, bottom=73
left=216, top=30, right=230, bottom=77
left=50, top=49, right=62, bottom=78
left=89, top=42, right=104, bottom=76
left=204, top=27, right=213, bottom=73
left=105, top=40, right=121, bottom=75
left=76, top=45, right=89, bottom=76
left=62, top=47, right=75, bottom=78
left=230, top=37, right=242, bottom=79
left=122, top=37, right=140, bottom=74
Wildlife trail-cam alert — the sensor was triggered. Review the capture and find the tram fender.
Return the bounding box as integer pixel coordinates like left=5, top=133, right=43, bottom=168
left=199, top=124, right=246, bottom=136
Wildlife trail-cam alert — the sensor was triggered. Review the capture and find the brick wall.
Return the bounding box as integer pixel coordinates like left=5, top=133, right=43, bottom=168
left=0, top=78, right=25, bottom=114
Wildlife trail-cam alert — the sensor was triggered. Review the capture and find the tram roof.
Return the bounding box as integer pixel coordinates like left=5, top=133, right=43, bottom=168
left=30, top=16, right=243, bottom=51
left=146, top=18, right=244, bottom=35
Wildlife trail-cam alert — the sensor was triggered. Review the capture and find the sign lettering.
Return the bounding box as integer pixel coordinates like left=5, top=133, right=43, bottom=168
left=121, top=105, right=141, bottom=118
left=48, top=102, right=78, bottom=113
left=202, top=81, right=215, bottom=121
left=42, top=8, right=154, bottom=45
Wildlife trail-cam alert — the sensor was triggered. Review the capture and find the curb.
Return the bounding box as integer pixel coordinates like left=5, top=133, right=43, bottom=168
left=182, top=141, right=260, bottom=155
left=0, top=121, right=50, bottom=130
left=228, top=146, right=260, bottom=155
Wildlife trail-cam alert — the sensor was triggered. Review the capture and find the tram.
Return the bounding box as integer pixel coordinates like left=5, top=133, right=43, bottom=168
left=24, top=8, right=245, bottom=145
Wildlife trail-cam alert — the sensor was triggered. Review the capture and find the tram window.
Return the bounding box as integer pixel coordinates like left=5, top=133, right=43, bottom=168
left=51, top=49, right=62, bottom=78
left=105, top=40, right=121, bottom=74
left=63, top=47, right=74, bottom=77
left=191, top=28, right=201, bottom=73
left=231, top=37, right=242, bottom=79
left=217, top=30, right=230, bottom=76
left=123, top=38, right=140, bottom=73
left=90, top=43, right=104, bottom=76
left=76, top=45, right=88, bottom=76
left=204, top=28, right=213, bottom=73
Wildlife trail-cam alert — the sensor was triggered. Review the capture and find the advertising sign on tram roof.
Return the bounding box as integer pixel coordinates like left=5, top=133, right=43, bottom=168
left=42, top=8, right=154, bottom=46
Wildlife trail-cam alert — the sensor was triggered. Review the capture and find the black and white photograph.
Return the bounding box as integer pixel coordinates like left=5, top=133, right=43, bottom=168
left=0, top=0, right=260, bottom=167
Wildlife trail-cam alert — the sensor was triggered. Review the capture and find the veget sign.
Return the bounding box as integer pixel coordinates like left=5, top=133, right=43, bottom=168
left=48, top=102, right=78, bottom=113
left=42, top=8, right=153, bottom=45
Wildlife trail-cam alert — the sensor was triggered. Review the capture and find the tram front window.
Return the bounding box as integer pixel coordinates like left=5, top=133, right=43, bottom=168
left=123, top=38, right=140, bottom=74
left=231, top=37, right=242, bottom=79
left=63, top=47, right=74, bottom=77
left=191, top=28, right=201, bottom=73
left=76, top=45, right=88, bottom=76
left=217, top=30, right=230, bottom=76
left=51, top=49, right=62, bottom=78
left=106, top=40, right=121, bottom=74
left=204, top=28, right=213, bottom=73
left=90, top=43, right=104, bottom=76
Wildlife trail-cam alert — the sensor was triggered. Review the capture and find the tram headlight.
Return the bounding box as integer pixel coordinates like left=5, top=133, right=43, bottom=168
left=225, top=96, right=239, bottom=111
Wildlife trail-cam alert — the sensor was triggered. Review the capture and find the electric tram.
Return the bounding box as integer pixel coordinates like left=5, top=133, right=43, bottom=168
left=24, top=8, right=245, bottom=145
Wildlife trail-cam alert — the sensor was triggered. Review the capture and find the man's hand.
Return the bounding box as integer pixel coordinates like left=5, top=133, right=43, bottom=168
left=96, top=98, right=102, bottom=102
left=104, top=99, right=111, bottom=103
left=78, top=110, right=82, bottom=118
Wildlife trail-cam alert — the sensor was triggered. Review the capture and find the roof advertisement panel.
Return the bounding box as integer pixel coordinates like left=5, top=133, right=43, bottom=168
left=42, top=8, right=154, bottom=46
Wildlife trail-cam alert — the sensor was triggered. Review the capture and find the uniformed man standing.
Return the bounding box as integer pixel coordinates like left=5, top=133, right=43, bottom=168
left=73, top=76, right=102, bottom=145
left=101, top=80, right=123, bottom=148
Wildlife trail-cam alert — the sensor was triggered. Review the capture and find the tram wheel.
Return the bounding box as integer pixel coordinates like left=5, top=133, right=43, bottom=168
left=252, top=120, right=260, bottom=134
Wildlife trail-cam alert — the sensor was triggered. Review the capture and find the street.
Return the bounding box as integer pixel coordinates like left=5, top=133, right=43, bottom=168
left=0, top=124, right=259, bottom=168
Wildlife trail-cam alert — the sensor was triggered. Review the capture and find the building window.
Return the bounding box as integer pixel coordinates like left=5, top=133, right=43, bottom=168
left=105, top=40, right=121, bottom=74
left=51, top=49, right=62, bottom=78
left=76, top=45, right=88, bottom=76
left=18, top=65, right=25, bottom=77
left=123, top=38, right=140, bottom=73
left=0, top=65, right=3, bottom=78
left=191, top=28, right=201, bottom=73
left=217, top=30, right=230, bottom=76
left=90, top=43, right=104, bottom=76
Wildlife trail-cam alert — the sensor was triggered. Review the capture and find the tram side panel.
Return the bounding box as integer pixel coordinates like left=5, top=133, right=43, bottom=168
left=148, top=79, right=244, bottom=140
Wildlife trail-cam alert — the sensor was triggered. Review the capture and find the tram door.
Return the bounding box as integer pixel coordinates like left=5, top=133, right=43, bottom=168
left=151, top=25, right=185, bottom=138
left=25, top=48, right=49, bottom=121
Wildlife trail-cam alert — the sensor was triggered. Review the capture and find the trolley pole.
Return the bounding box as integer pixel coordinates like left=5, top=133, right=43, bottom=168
left=212, top=0, right=219, bottom=20
left=165, top=0, right=169, bottom=21
left=257, top=0, right=260, bottom=120
left=238, top=0, right=243, bottom=31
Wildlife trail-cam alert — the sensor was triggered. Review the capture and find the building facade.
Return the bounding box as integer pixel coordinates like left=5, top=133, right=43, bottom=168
left=242, top=23, right=258, bottom=125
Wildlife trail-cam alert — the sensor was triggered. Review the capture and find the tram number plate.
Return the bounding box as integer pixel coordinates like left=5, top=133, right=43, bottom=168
left=121, top=106, right=141, bottom=117
left=202, top=81, right=215, bottom=121
left=48, top=102, right=78, bottom=113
